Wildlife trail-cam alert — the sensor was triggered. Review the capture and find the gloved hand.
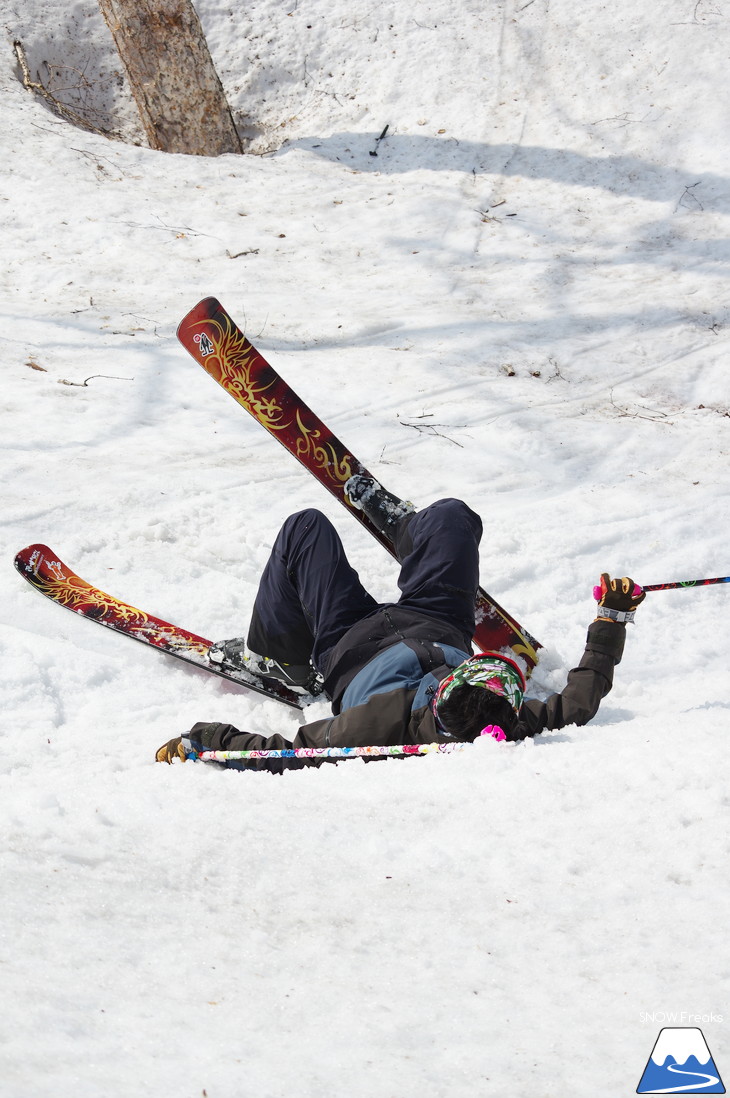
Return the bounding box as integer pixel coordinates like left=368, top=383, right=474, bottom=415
left=155, top=736, right=187, bottom=763
left=593, top=573, right=646, bottom=623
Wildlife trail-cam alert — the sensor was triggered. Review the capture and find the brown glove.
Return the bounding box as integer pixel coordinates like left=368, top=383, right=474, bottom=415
left=595, top=573, right=646, bottom=623
left=155, top=737, right=187, bottom=764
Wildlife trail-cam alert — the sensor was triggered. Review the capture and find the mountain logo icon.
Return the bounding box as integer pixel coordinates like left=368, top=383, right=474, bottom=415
left=637, top=1027, right=725, bottom=1093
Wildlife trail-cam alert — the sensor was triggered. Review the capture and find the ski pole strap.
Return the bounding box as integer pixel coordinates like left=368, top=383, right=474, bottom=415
left=188, top=742, right=465, bottom=762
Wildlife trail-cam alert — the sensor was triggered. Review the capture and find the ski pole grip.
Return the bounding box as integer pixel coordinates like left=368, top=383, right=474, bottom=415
left=592, top=582, right=644, bottom=601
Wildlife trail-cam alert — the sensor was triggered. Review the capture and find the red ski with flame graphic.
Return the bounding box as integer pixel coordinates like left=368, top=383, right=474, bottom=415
left=177, top=297, right=541, bottom=672
left=13, top=544, right=304, bottom=709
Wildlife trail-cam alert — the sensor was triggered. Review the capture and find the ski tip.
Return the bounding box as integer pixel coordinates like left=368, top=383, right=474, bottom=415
left=176, top=297, right=223, bottom=338
left=14, top=543, right=53, bottom=569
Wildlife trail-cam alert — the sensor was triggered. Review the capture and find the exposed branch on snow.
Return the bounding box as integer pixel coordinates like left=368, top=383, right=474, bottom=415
left=476, top=202, right=517, bottom=224
left=58, top=375, right=134, bottom=387
left=70, top=147, right=124, bottom=180
left=608, top=390, right=675, bottom=421
left=546, top=358, right=568, bottom=382
left=589, top=111, right=655, bottom=128
left=378, top=445, right=400, bottom=465
left=399, top=415, right=465, bottom=447
left=13, top=40, right=110, bottom=137
left=671, top=1, right=724, bottom=25
left=122, top=312, right=164, bottom=337
left=675, top=182, right=704, bottom=212
left=116, top=215, right=217, bottom=240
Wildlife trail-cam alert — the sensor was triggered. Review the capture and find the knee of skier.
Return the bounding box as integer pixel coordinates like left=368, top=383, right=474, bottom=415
left=283, top=507, right=330, bottom=531
left=398, top=498, right=481, bottom=556
left=430, top=498, right=482, bottom=528
left=431, top=497, right=472, bottom=514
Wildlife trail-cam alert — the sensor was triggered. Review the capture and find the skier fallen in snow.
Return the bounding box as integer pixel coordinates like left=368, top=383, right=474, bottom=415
left=156, top=476, right=645, bottom=771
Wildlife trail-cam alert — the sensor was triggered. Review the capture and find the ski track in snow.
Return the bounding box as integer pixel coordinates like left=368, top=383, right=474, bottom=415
left=1, top=2, right=729, bottom=1095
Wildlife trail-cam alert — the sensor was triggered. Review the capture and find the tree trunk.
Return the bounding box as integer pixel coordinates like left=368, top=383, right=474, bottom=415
left=98, top=0, right=242, bottom=156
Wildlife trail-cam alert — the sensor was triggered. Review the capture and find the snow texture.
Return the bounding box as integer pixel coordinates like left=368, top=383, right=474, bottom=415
left=1, top=1, right=729, bottom=1095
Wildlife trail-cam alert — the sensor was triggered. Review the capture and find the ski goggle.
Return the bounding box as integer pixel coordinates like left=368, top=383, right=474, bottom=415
left=432, top=651, right=526, bottom=719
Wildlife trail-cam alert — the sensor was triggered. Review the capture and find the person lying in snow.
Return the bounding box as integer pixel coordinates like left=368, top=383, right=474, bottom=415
left=156, top=477, right=645, bottom=771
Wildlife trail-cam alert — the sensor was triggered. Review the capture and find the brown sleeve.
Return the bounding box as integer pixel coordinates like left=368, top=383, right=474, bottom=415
left=297, top=687, right=443, bottom=749
left=516, top=620, right=627, bottom=738
left=184, top=686, right=442, bottom=772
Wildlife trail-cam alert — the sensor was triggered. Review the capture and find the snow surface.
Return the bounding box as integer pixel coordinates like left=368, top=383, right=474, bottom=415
left=2, top=2, right=730, bottom=1095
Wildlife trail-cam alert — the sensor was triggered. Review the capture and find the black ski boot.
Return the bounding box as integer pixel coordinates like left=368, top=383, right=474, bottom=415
left=209, top=638, right=323, bottom=696
left=344, top=474, right=415, bottom=537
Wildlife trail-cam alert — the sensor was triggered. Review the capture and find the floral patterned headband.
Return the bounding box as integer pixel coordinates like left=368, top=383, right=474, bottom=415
left=432, top=651, right=526, bottom=723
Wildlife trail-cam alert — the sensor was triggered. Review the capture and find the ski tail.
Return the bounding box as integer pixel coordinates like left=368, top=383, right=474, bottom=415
left=14, top=544, right=305, bottom=710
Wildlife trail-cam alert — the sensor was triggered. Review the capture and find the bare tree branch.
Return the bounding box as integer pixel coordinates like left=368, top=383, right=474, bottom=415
left=13, top=40, right=110, bottom=137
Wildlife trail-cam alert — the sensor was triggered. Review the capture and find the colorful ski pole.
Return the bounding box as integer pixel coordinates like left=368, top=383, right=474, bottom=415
left=640, top=576, right=730, bottom=593
left=594, top=576, right=729, bottom=601
left=189, top=742, right=465, bottom=763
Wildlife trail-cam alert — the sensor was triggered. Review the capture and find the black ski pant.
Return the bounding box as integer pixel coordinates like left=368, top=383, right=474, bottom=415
left=247, top=498, right=482, bottom=675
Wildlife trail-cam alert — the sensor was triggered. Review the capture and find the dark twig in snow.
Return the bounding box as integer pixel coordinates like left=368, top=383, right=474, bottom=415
left=400, top=421, right=465, bottom=447
left=672, top=1, right=723, bottom=24
left=370, top=125, right=390, bottom=156
left=608, top=390, right=676, bottom=421
left=675, top=183, right=704, bottom=212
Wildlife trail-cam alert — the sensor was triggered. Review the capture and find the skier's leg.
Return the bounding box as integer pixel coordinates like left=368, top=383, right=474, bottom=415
left=393, top=498, right=482, bottom=639
left=247, top=508, right=378, bottom=671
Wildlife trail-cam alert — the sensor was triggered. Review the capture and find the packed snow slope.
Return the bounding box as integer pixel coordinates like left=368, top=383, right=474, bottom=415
left=2, top=2, right=729, bottom=1095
